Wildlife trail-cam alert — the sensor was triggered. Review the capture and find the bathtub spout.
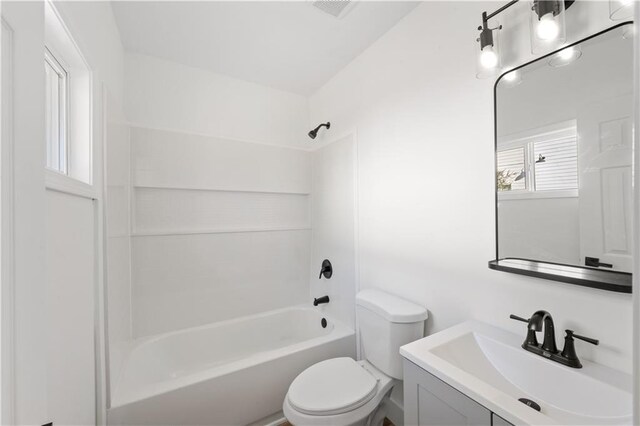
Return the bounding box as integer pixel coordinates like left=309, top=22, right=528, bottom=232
left=313, top=295, right=330, bottom=306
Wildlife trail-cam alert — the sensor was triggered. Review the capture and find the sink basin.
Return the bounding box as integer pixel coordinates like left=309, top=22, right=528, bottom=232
left=400, top=321, right=632, bottom=425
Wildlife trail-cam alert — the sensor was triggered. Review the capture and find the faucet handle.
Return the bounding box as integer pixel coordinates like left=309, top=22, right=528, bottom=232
left=561, top=330, right=598, bottom=368
left=509, top=314, right=530, bottom=323
left=511, top=314, right=539, bottom=347
left=567, top=330, right=599, bottom=346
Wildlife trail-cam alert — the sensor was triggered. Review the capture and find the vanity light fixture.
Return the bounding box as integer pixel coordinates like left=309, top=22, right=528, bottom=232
left=530, top=0, right=574, bottom=54
left=475, top=0, right=575, bottom=79
left=548, top=45, right=582, bottom=67
left=475, top=11, right=502, bottom=79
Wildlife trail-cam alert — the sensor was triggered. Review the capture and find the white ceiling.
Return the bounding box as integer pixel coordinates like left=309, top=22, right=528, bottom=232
left=111, top=1, right=419, bottom=95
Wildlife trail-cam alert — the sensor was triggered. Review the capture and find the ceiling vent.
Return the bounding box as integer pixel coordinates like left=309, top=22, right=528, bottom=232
left=312, top=0, right=354, bottom=19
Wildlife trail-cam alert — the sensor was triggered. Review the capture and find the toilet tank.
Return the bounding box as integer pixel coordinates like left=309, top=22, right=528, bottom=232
left=356, top=289, right=428, bottom=380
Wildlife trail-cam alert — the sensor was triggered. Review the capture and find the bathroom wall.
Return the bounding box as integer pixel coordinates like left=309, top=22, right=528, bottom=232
left=310, top=134, right=357, bottom=328
left=124, top=54, right=314, bottom=337
left=125, top=53, right=309, bottom=149
left=309, top=1, right=634, bottom=372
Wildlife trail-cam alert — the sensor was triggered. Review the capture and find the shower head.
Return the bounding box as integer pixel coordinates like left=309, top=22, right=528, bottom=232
left=308, top=122, right=331, bottom=139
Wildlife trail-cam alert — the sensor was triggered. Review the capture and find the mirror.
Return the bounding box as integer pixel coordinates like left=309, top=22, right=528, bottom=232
left=490, top=23, right=633, bottom=293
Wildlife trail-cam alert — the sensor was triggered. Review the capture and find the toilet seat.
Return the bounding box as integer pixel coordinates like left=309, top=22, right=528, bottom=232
left=287, top=357, right=378, bottom=416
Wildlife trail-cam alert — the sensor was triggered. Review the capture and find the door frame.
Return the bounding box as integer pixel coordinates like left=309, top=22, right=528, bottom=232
left=1, top=14, right=16, bottom=425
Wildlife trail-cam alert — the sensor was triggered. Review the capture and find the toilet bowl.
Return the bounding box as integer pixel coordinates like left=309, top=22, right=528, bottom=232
left=283, top=358, right=394, bottom=426
left=283, top=289, right=428, bottom=426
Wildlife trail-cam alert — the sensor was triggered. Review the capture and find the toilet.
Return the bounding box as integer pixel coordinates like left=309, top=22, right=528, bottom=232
left=283, top=289, right=428, bottom=426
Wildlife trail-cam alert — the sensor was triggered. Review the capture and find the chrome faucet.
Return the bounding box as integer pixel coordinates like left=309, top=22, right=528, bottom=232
left=510, top=311, right=598, bottom=368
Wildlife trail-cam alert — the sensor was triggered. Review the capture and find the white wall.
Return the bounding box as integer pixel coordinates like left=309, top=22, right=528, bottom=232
left=309, top=1, right=633, bottom=372
left=310, top=135, right=357, bottom=328
left=45, top=190, right=96, bottom=425
left=1, top=3, right=48, bottom=423
left=125, top=53, right=309, bottom=149
left=54, top=1, right=124, bottom=108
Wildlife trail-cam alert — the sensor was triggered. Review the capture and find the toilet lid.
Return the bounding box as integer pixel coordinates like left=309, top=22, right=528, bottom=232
left=287, top=357, right=378, bottom=416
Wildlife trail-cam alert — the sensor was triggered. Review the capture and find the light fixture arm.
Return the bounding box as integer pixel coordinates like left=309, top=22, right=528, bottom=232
left=477, top=3, right=516, bottom=49
left=483, top=0, right=520, bottom=23
left=479, top=0, right=574, bottom=28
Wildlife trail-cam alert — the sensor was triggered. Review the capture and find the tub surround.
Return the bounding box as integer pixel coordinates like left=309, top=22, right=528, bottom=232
left=128, top=126, right=312, bottom=337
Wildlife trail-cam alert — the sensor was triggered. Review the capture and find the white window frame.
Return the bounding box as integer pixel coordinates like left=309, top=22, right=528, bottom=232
left=497, top=120, right=579, bottom=200
left=44, top=0, right=93, bottom=190
left=44, top=46, right=69, bottom=174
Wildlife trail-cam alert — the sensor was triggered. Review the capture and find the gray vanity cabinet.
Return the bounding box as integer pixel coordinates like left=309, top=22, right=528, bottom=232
left=404, top=360, right=514, bottom=426
left=492, top=413, right=514, bottom=426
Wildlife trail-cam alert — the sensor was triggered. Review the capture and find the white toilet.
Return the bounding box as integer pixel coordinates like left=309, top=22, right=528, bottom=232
left=283, top=289, right=428, bottom=426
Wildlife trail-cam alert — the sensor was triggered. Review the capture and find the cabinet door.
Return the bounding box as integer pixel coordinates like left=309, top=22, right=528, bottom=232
left=404, top=360, right=492, bottom=426
left=492, top=413, right=514, bottom=426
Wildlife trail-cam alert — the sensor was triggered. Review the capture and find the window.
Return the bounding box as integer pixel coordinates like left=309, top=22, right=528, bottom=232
left=44, top=0, right=92, bottom=185
left=45, top=48, right=68, bottom=174
left=497, top=122, right=578, bottom=197
left=533, top=137, right=578, bottom=191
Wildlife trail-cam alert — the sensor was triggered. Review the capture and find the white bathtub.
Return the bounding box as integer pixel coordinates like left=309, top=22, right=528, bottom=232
left=107, top=306, right=355, bottom=425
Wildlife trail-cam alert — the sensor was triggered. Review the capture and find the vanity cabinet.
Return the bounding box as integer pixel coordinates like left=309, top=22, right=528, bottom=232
left=403, top=360, right=514, bottom=426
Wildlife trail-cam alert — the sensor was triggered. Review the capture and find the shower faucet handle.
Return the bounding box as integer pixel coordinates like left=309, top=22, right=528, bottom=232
left=319, top=259, right=333, bottom=279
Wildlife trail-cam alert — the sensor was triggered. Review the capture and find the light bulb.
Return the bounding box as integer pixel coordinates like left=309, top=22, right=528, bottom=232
left=558, top=46, right=575, bottom=60
left=503, top=70, right=518, bottom=82
left=536, top=13, right=560, bottom=40
left=480, top=46, right=498, bottom=69
left=548, top=45, right=582, bottom=67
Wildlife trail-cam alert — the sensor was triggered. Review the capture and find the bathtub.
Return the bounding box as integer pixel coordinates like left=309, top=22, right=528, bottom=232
left=107, top=306, right=355, bottom=425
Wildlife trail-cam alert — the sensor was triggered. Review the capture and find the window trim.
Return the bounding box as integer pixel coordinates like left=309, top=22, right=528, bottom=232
left=44, top=0, right=94, bottom=186
left=44, top=46, right=69, bottom=175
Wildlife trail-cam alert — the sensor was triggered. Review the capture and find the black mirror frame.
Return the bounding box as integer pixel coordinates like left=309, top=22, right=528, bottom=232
left=489, top=22, right=634, bottom=294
